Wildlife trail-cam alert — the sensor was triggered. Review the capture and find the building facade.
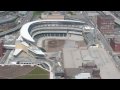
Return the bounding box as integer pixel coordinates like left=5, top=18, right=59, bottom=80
left=97, top=15, right=114, bottom=34
left=110, top=37, right=120, bottom=52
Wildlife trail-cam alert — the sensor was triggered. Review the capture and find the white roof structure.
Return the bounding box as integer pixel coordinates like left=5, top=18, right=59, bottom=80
left=84, top=25, right=94, bottom=30
left=10, top=62, right=17, bottom=65
left=28, top=47, right=45, bottom=55
left=21, top=42, right=29, bottom=47
left=20, top=19, right=85, bottom=42
left=13, top=49, right=22, bottom=56
left=75, top=73, right=91, bottom=79
left=20, top=20, right=40, bottom=42
left=17, top=35, right=23, bottom=41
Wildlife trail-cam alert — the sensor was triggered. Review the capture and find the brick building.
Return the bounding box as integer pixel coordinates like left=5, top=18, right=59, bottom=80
left=110, top=36, right=120, bottom=52
left=97, top=15, right=114, bottom=34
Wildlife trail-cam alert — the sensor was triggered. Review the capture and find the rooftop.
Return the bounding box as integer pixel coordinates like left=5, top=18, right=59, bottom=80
left=75, top=73, right=91, bottom=79
left=63, top=48, right=82, bottom=68
left=80, top=50, right=94, bottom=61
left=63, top=45, right=120, bottom=78
left=63, top=48, right=94, bottom=69
left=98, top=15, right=114, bottom=20
left=88, top=47, right=120, bottom=79
left=28, top=46, right=45, bottom=55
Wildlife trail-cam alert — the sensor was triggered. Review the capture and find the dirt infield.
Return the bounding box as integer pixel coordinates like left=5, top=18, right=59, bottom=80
left=42, top=39, right=65, bottom=52
left=42, top=39, right=87, bottom=52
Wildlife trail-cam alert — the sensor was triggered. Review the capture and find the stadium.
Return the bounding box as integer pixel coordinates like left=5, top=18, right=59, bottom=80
left=11, top=19, right=94, bottom=79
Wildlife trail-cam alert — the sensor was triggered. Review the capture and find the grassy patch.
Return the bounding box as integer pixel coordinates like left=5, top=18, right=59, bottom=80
left=16, top=67, right=49, bottom=79
left=29, top=67, right=48, bottom=74
left=68, top=11, right=75, bottom=15
left=33, top=11, right=44, bottom=18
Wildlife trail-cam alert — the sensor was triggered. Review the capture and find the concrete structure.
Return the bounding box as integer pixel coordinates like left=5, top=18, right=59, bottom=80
left=63, top=48, right=83, bottom=69
left=75, top=73, right=91, bottom=79
left=41, top=11, right=64, bottom=20
left=62, top=48, right=95, bottom=78
left=0, top=15, right=18, bottom=32
left=62, top=45, right=120, bottom=79
left=18, top=11, right=27, bottom=15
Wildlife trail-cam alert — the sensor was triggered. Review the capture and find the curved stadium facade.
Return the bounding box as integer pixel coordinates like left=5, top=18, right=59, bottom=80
left=19, top=19, right=86, bottom=43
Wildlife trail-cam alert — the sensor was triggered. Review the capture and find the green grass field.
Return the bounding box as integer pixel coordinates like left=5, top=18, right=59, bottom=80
left=16, top=67, right=49, bottom=79
left=29, top=67, right=49, bottom=74
left=33, top=11, right=44, bottom=18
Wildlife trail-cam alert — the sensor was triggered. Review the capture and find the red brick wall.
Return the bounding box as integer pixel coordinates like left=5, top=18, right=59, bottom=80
left=97, top=15, right=114, bottom=34
left=110, top=39, right=120, bottom=52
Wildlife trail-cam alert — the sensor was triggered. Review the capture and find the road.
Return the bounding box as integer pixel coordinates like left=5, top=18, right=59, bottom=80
left=82, top=11, right=113, bottom=52
left=0, top=11, right=33, bottom=37
left=0, top=11, right=34, bottom=64
left=82, top=11, right=120, bottom=78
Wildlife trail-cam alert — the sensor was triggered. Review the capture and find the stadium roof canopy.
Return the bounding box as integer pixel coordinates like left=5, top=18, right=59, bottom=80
left=20, top=19, right=86, bottom=42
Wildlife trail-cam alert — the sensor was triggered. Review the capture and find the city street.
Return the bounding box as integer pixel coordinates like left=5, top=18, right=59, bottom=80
left=0, top=11, right=33, bottom=37
left=0, top=11, right=33, bottom=64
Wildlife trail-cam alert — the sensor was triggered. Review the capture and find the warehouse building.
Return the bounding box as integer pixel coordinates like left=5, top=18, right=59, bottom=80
left=62, top=48, right=98, bottom=79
